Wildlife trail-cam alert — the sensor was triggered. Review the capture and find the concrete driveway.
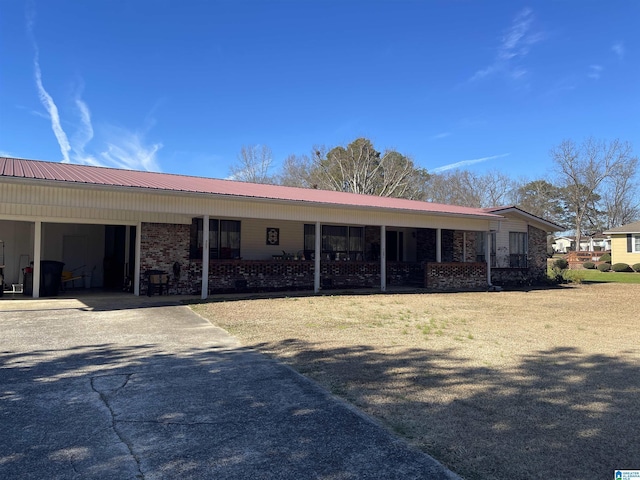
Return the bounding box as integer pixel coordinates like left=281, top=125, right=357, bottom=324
left=0, top=294, right=459, bottom=479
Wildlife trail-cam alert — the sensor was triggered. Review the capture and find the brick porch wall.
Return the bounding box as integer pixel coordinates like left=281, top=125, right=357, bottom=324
left=139, top=222, right=547, bottom=294
left=425, top=262, right=488, bottom=291
left=166, top=259, right=428, bottom=293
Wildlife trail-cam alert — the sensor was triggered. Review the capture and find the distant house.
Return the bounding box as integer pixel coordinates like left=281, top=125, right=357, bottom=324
left=553, top=234, right=610, bottom=253
left=0, top=157, right=562, bottom=297
left=603, top=221, right=640, bottom=266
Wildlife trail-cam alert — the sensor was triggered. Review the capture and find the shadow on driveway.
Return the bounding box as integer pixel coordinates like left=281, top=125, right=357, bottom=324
left=0, top=301, right=458, bottom=479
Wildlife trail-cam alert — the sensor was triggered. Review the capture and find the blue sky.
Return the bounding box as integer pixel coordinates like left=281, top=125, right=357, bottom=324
left=1, top=1, right=638, bottom=182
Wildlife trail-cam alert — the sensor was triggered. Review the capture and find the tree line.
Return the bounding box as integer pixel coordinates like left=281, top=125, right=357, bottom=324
left=229, top=137, right=639, bottom=240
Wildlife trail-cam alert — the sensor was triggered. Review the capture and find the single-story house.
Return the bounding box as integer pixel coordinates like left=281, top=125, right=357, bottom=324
left=0, top=157, right=562, bottom=298
left=603, top=221, right=640, bottom=266
left=553, top=234, right=611, bottom=253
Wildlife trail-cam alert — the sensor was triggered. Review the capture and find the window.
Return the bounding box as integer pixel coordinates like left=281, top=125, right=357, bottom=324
left=322, top=225, right=348, bottom=257
left=509, top=232, right=528, bottom=268
left=304, top=224, right=364, bottom=260
left=632, top=234, right=640, bottom=253
left=190, top=218, right=240, bottom=260
left=476, top=232, right=496, bottom=267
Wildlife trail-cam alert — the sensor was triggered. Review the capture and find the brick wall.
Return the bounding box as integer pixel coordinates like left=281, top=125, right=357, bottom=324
left=527, top=225, right=548, bottom=281
left=416, top=228, right=436, bottom=262
left=140, top=222, right=191, bottom=294
left=425, top=262, right=488, bottom=291
left=183, top=259, right=431, bottom=293
left=139, top=221, right=546, bottom=294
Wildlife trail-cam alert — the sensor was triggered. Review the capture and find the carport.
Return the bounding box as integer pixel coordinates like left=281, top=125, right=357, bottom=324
left=0, top=217, right=138, bottom=298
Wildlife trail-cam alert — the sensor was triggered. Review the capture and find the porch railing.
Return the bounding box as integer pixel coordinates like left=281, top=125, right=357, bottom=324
left=187, top=259, right=428, bottom=293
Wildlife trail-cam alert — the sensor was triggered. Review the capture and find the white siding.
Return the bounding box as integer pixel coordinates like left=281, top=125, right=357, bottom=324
left=0, top=181, right=495, bottom=231
left=493, top=215, right=530, bottom=267
left=240, top=219, right=305, bottom=260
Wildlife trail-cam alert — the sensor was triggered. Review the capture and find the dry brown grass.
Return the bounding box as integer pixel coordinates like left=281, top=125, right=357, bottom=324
left=192, top=283, right=640, bottom=480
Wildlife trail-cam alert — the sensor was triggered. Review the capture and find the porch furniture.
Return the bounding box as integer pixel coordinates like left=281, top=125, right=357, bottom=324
left=146, top=269, right=169, bottom=296
left=61, top=270, right=84, bottom=291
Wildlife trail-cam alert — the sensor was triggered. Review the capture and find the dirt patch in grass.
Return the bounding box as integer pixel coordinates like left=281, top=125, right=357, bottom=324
left=192, top=283, right=640, bottom=480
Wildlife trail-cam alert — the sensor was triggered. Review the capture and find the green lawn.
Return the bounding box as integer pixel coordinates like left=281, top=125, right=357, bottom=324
left=567, top=268, right=640, bottom=284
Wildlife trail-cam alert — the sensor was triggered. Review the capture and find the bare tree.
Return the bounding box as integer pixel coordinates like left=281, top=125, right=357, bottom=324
left=229, top=144, right=275, bottom=184
left=552, top=137, right=635, bottom=250
left=423, top=170, right=516, bottom=208
left=279, top=138, right=429, bottom=200
left=477, top=170, right=518, bottom=207
left=601, top=156, right=639, bottom=228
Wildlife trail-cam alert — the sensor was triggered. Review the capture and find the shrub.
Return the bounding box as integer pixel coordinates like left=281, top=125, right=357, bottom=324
left=563, top=270, right=585, bottom=284
left=612, top=263, right=632, bottom=272
left=597, top=263, right=611, bottom=272
left=633, top=263, right=640, bottom=273
left=582, top=261, right=595, bottom=269
left=548, top=258, right=569, bottom=283
left=599, top=252, right=611, bottom=263
left=553, top=258, right=569, bottom=270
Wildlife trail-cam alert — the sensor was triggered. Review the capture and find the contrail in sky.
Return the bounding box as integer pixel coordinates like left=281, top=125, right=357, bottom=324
left=432, top=153, right=510, bottom=173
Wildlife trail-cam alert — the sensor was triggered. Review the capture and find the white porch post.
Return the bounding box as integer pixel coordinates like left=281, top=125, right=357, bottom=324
left=436, top=228, right=442, bottom=263
left=486, top=231, right=493, bottom=287
left=134, top=222, right=142, bottom=296
left=201, top=216, right=209, bottom=300
left=124, top=225, right=131, bottom=278
left=314, top=221, right=321, bottom=293
left=32, top=221, right=42, bottom=298
left=380, top=225, right=386, bottom=292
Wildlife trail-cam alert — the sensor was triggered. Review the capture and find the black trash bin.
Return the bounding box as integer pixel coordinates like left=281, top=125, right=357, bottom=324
left=40, top=260, right=65, bottom=297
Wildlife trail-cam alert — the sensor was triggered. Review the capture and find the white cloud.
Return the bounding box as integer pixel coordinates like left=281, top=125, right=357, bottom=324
left=432, top=153, right=510, bottom=173
left=470, top=8, right=544, bottom=83
left=431, top=132, right=452, bottom=140
left=100, top=127, right=162, bottom=171
left=588, top=64, right=603, bottom=80
left=612, top=41, right=625, bottom=60
left=26, top=7, right=162, bottom=171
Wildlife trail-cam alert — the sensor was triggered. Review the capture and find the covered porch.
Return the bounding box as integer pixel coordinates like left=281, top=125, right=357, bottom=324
left=140, top=219, right=495, bottom=298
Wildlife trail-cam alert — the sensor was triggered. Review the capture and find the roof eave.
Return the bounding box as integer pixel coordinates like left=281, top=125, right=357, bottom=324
left=485, top=206, right=565, bottom=231
left=2, top=175, right=502, bottom=221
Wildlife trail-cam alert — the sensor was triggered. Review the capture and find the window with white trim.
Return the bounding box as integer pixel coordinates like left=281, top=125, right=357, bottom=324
left=509, top=232, right=528, bottom=268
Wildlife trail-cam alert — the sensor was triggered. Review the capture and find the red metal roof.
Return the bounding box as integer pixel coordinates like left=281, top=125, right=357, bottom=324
left=0, top=157, right=501, bottom=218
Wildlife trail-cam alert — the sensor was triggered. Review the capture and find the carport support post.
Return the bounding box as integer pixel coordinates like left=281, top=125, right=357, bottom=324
left=134, top=223, right=141, bottom=296
left=314, top=221, right=321, bottom=293
left=436, top=228, right=442, bottom=263
left=201, top=215, right=209, bottom=300
left=32, top=221, right=42, bottom=298
left=486, top=230, right=493, bottom=287
left=380, top=225, right=386, bottom=292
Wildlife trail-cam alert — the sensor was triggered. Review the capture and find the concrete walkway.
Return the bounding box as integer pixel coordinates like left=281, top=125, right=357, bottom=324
left=0, top=294, right=459, bottom=479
